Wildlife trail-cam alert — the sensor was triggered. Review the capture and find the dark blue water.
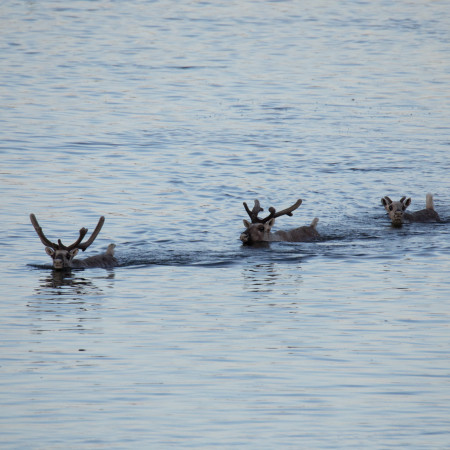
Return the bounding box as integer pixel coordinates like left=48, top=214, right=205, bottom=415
left=1, top=1, right=450, bottom=448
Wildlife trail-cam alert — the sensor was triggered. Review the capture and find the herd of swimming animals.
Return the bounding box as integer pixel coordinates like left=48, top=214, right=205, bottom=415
left=30, top=193, right=441, bottom=270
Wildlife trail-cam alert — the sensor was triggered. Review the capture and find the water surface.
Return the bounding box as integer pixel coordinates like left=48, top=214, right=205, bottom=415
left=1, top=1, right=450, bottom=448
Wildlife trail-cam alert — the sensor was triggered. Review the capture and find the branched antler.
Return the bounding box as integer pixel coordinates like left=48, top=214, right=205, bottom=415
left=243, top=199, right=303, bottom=223
left=243, top=199, right=264, bottom=223
left=30, top=214, right=58, bottom=249
left=77, top=216, right=105, bottom=251
left=269, top=199, right=303, bottom=220
left=59, top=228, right=88, bottom=250
left=30, top=214, right=105, bottom=251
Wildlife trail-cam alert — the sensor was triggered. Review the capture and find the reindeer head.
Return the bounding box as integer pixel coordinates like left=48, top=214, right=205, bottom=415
left=44, top=246, right=80, bottom=269
left=240, top=199, right=302, bottom=245
left=30, top=214, right=105, bottom=269
left=241, top=218, right=276, bottom=244
left=381, top=196, right=411, bottom=227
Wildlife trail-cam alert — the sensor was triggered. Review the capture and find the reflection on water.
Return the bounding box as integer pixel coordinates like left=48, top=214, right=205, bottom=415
left=34, top=269, right=115, bottom=294
left=242, top=262, right=303, bottom=294
left=27, top=270, right=115, bottom=335
left=243, top=263, right=280, bottom=293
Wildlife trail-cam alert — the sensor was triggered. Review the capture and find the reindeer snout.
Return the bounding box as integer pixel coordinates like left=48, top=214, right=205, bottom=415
left=53, top=259, right=64, bottom=269
left=391, top=211, right=404, bottom=227
left=239, top=230, right=252, bottom=245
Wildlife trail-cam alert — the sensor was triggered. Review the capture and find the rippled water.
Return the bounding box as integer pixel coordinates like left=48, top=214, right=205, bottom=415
left=1, top=1, right=450, bottom=448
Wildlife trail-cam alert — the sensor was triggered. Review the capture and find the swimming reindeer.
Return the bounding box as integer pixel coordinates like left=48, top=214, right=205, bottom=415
left=30, top=214, right=117, bottom=269
left=240, top=199, right=320, bottom=245
left=381, top=193, right=440, bottom=227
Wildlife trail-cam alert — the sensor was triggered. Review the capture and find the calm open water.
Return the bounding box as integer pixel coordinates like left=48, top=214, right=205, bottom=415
left=1, top=1, right=450, bottom=448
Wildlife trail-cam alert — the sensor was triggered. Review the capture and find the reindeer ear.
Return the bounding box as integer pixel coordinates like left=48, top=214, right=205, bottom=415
left=403, top=198, right=411, bottom=208
left=69, top=248, right=79, bottom=258
left=266, top=218, right=276, bottom=229
left=381, top=197, right=387, bottom=206
left=45, top=247, right=55, bottom=257
left=243, top=219, right=251, bottom=229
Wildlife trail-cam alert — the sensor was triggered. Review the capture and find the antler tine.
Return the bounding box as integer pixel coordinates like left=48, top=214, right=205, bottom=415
left=62, top=227, right=89, bottom=251
left=261, top=206, right=276, bottom=223
left=243, top=199, right=264, bottom=223
left=261, top=199, right=303, bottom=223
left=30, top=214, right=58, bottom=249
left=77, top=216, right=105, bottom=251
left=273, top=198, right=302, bottom=218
